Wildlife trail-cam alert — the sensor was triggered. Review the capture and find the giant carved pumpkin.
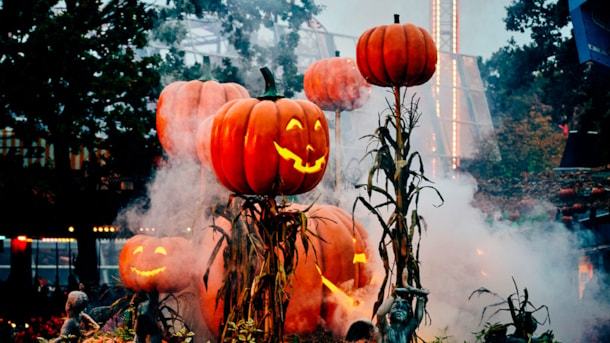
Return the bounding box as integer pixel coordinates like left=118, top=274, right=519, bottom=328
left=303, top=51, right=372, bottom=112
left=207, top=67, right=330, bottom=195
left=356, top=14, right=437, bottom=87
left=198, top=204, right=374, bottom=337
left=156, top=57, right=250, bottom=159
left=119, top=235, right=196, bottom=294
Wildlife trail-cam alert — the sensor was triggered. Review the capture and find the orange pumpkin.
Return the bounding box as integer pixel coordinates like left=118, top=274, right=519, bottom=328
left=558, top=188, right=576, bottom=200
left=119, top=235, right=196, bottom=293
left=207, top=67, right=330, bottom=195
left=303, top=51, right=372, bottom=112
left=591, top=186, right=606, bottom=198
left=156, top=58, right=250, bottom=159
left=198, top=204, right=374, bottom=337
left=356, top=14, right=437, bottom=87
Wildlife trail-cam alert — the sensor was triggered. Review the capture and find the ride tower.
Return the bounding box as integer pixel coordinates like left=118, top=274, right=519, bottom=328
left=427, top=0, right=495, bottom=177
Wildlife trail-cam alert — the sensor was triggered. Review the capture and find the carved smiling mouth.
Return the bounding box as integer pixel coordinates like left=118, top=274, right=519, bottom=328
left=273, top=141, right=326, bottom=173
left=130, top=266, right=166, bottom=277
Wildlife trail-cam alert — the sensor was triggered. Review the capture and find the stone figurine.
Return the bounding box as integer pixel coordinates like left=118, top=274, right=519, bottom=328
left=376, top=286, right=429, bottom=343
left=53, top=290, right=99, bottom=343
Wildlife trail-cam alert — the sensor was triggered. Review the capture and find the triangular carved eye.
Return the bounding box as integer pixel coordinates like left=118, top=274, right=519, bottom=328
left=286, top=118, right=303, bottom=131
left=133, top=246, right=143, bottom=255
left=154, top=246, right=167, bottom=255
left=314, top=119, right=322, bottom=131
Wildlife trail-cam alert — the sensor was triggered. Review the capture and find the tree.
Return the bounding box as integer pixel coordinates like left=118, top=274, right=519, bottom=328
left=151, top=0, right=324, bottom=96
left=464, top=99, right=566, bottom=180
left=479, top=0, right=610, bottom=171
left=0, top=0, right=161, bottom=288
left=482, top=0, right=609, bottom=134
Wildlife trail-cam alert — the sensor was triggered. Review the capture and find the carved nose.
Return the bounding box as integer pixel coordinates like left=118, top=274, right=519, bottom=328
left=306, top=144, right=314, bottom=152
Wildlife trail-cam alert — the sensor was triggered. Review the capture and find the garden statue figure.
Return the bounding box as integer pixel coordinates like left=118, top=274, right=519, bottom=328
left=376, top=286, right=429, bottom=343
left=53, top=290, right=99, bottom=342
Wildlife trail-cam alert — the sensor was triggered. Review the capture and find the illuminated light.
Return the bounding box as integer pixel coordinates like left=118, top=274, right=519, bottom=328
left=286, top=118, right=303, bottom=131
left=578, top=256, right=594, bottom=299
left=315, top=265, right=355, bottom=307
left=68, top=226, right=74, bottom=232
left=476, top=248, right=484, bottom=256
left=451, top=58, right=458, bottom=170
left=130, top=266, right=166, bottom=277
left=273, top=141, right=326, bottom=174
left=353, top=253, right=367, bottom=264
left=17, top=235, right=26, bottom=241
left=314, top=119, right=322, bottom=131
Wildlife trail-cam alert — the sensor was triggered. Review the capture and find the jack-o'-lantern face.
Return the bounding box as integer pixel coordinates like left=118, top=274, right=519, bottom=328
left=119, top=235, right=195, bottom=293
left=207, top=68, right=330, bottom=195
left=129, top=244, right=167, bottom=277
left=273, top=116, right=328, bottom=174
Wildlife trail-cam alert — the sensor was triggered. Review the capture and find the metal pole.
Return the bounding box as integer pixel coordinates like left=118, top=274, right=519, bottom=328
left=68, top=239, right=72, bottom=274
left=55, top=240, right=59, bottom=288
left=335, top=109, right=341, bottom=192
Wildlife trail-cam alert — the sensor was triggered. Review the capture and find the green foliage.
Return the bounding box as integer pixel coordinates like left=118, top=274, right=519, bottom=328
left=464, top=99, right=566, bottom=180
left=155, top=0, right=324, bottom=96
left=0, top=0, right=161, bottom=176
left=224, top=318, right=264, bottom=343
left=481, top=0, right=610, bottom=165
left=469, top=278, right=556, bottom=343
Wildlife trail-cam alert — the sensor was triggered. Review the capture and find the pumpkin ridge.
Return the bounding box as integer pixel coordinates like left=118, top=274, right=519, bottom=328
left=210, top=102, right=232, bottom=189
left=274, top=99, right=307, bottom=194
left=325, top=59, right=341, bottom=107
left=224, top=100, right=257, bottom=194
left=373, top=25, right=392, bottom=86
left=417, top=26, right=437, bottom=86
left=246, top=100, right=283, bottom=194
left=356, top=28, right=380, bottom=86
left=314, top=61, right=331, bottom=109
left=382, top=23, right=404, bottom=85
left=294, top=100, right=329, bottom=194
left=414, top=28, right=429, bottom=86
left=401, top=24, right=410, bottom=85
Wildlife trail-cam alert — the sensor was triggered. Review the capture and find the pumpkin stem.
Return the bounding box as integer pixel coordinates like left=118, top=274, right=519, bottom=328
left=258, top=67, right=284, bottom=100
left=198, top=56, right=215, bottom=82
left=394, top=14, right=400, bottom=24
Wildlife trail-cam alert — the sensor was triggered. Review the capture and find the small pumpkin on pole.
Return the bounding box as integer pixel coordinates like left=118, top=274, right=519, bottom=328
left=354, top=13, right=442, bottom=342
left=202, top=66, right=330, bottom=342
left=304, top=50, right=371, bottom=192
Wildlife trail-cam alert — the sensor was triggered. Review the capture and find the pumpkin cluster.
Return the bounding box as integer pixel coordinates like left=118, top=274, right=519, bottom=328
left=197, top=204, right=374, bottom=337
